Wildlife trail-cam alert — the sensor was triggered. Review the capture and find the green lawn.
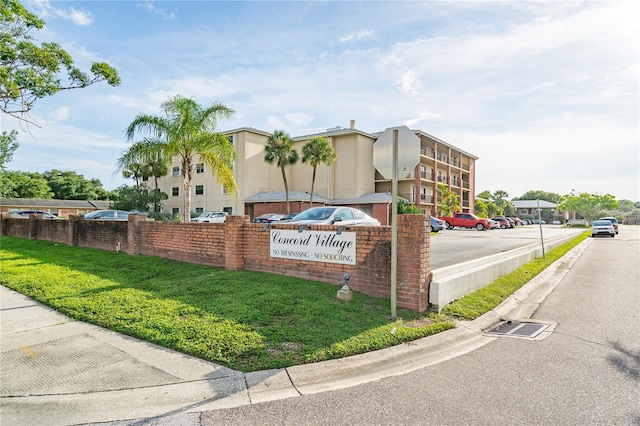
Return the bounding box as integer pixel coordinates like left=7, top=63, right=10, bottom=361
left=0, top=236, right=452, bottom=372
left=0, top=231, right=589, bottom=372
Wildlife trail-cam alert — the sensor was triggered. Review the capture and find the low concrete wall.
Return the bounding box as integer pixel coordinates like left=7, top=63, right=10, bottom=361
left=429, top=233, right=578, bottom=311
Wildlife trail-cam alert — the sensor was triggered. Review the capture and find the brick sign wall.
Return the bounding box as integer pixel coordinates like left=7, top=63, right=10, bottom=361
left=1, top=213, right=431, bottom=312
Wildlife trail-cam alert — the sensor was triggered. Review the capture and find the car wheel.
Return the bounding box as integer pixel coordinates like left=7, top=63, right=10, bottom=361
left=476, top=223, right=484, bottom=231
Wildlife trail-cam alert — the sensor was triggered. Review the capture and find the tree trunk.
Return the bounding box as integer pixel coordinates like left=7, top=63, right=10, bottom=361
left=281, top=165, right=290, bottom=214
left=182, top=156, right=193, bottom=222
left=309, top=166, right=317, bottom=207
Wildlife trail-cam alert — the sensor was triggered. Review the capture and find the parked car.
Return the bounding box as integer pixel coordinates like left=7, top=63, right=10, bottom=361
left=253, top=213, right=284, bottom=223
left=279, top=213, right=298, bottom=221
left=192, top=211, right=228, bottom=223
left=488, top=219, right=500, bottom=229
left=591, top=220, right=615, bottom=238
left=598, top=217, right=619, bottom=234
left=287, top=206, right=380, bottom=226
left=438, top=212, right=491, bottom=231
left=5, top=209, right=61, bottom=219
left=508, top=217, right=522, bottom=226
left=84, top=210, right=131, bottom=221
left=565, top=219, right=586, bottom=227
left=430, top=216, right=446, bottom=232
left=552, top=220, right=561, bottom=225
left=532, top=219, right=546, bottom=224
left=491, top=216, right=511, bottom=229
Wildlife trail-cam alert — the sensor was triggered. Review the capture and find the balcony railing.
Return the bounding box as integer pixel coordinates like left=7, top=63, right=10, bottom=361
left=461, top=163, right=470, bottom=171
left=420, top=194, right=434, bottom=203
left=437, top=176, right=447, bottom=183
left=437, top=154, right=448, bottom=163
left=451, top=179, right=460, bottom=187
left=462, top=200, right=470, bottom=208
left=463, top=182, right=470, bottom=189
left=421, top=147, right=435, bottom=158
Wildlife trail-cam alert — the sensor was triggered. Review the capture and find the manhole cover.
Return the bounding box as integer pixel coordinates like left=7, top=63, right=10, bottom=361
left=486, top=321, right=549, bottom=338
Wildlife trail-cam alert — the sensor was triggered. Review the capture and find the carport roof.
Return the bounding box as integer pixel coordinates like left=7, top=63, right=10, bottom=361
left=244, top=191, right=330, bottom=203
left=1, top=198, right=110, bottom=209
left=512, top=200, right=558, bottom=209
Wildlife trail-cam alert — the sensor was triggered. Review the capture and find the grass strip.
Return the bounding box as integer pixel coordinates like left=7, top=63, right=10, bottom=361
left=441, top=231, right=590, bottom=320
left=0, top=236, right=452, bottom=372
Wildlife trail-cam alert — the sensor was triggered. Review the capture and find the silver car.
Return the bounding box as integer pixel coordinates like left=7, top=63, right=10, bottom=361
left=598, top=217, right=619, bottom=234
left=5, top=209, right=60, bottom=219
left=591, top=220, right=615, bottom=238
left=287, top=206, right=380, bottom=226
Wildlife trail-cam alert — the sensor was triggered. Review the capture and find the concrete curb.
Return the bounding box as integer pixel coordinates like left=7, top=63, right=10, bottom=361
left=0, top=236, right=591, bottom=425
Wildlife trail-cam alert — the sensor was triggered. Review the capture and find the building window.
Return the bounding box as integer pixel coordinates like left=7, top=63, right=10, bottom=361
left=172, top=208, right=179, bottom=215
left=142, top=176, right=149, bottom=182
left=172, top=187, right=179, bottom=196
left=195, top=185, right=204, bottom=195
left=223, top=207, right=233, bottom=214
left=195, top=207, right=204, bottom=213
left=51, top=209, right=59, bottom=216
left=222, top=186, right=230, bottom=194
left=196, top=163, right=205, bottom=173
left=172, top=166, right=180, bottom=176
left=420, top=165, right=426, bottom=179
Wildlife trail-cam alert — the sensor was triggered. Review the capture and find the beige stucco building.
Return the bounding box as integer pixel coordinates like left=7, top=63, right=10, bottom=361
left=153, top=121, right=478, bottom=225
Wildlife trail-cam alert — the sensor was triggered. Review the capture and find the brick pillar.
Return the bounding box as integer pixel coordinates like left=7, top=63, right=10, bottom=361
left=225, top=215, right=249, bottom=271
left=69, top=215, right=82, bottom=246
left=396, top=214, right=431, bottom=312
left=28, top=215, right=38, bottom=239
left=127, top=214, right=147, bottom=255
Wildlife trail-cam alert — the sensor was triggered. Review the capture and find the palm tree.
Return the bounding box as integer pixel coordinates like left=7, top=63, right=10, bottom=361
left=264, top=130, right=298, bottom=214
left=125, top=95, right=236, bottom=221
left=301, top=136, right=335, bottom=207
left=437, top=182, right=460, bottom=216
left=113, top=141, right=149, bottom=188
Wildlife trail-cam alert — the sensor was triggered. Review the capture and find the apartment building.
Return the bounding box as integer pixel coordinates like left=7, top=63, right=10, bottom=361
left=153, top=121, right=478, bottom=225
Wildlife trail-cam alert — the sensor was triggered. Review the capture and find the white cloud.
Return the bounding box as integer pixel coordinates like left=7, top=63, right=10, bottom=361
left=395, top=70, right=424, bottom=95
left=339, top=30, right=374, bottom=43
left=136, top=1, right=176, bottom=20
left=29, top=0, right=93, bottom=26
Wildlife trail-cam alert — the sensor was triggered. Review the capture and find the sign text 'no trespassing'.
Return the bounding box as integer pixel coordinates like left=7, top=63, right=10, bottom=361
left=269, top=229, right=356, bottom=265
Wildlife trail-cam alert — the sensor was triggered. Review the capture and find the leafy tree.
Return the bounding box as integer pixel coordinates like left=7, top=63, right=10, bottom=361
left=110, top=184, right=167, bottom=213
left=0, top=0, right=120, bottom=122
left=0, top=170, right=52, bottom=198
left=398, top=199, right=420, bottom=214
left=616, top=199, right=636, bottom=212
left=301, top=136, right=335, bottom=207
left=475, top=199, right=488, bottom=218
left=557, top=192, right=618, bottom=224
left=0, top=130, right=19, bottom=168
left=125, top=95, right=236, bottom=222
left=43, top=169, right=110, bottom=200
left=486, top=202, right=499, bottom=218
left=264, top=129, right=298, bottom=214
left=476, top=190, right=493, bottom=201
left=436, top=183, right=460, bottom=216
left=513, top=190, right=561, bottom=203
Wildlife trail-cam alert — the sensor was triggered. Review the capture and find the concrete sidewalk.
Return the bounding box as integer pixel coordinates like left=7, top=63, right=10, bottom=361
left=0, top=238, right=590, bottom=425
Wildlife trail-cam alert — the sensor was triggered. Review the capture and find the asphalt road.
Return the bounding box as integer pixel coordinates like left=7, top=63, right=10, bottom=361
left=199, top=225, right=640, bottom=425
left=430, top=225, right=585, bottom=269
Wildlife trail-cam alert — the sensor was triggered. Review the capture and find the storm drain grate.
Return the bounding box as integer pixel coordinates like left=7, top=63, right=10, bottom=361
left=486, top=321, right=549, bottom=338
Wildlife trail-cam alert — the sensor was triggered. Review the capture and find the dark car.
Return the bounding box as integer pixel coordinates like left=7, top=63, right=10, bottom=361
left=84, top=210, right=131, bottom=221
left=253, top=213, right=284, bottom=223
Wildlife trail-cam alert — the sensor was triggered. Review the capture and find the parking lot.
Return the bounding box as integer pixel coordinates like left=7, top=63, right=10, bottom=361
left=429, top=225, right=585, bottom=269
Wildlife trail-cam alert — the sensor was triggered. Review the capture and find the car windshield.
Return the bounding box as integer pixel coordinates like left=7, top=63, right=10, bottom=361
left=592, top=221, right=610, bottom=226
left=294, top=208, right=335, bottom=221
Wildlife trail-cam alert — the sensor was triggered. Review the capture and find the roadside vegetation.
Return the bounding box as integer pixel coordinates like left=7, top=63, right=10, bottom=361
left=442, top=230, right=590, bottom=320
left=0, top=236, right=452, bottom=372
left=0, top=231, right=590, bottom=371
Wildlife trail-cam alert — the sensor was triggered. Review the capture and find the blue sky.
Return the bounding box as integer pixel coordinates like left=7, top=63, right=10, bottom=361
left=2, top=0, right=638, bottom=201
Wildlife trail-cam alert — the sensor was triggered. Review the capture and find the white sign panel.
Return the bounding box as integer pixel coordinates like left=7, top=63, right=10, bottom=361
left=270, top=229, right=356, bottom=265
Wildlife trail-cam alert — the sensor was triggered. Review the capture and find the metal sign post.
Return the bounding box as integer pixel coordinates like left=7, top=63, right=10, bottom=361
left=537, top=199, right=546, bottom=258
left=391, top=130, right=398, bottom=321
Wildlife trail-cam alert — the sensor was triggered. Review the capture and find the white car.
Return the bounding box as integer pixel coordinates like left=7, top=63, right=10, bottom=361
left=192, top=211, right=228, bottom=223
left=591, top=220, right=615, bottom=238
left=287, top=207, right=380, bottom=226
